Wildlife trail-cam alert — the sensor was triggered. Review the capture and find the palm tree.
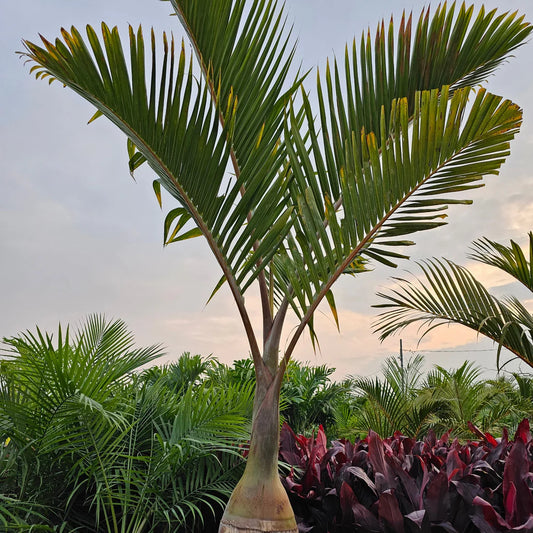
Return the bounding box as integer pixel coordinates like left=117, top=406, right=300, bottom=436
left=21, top=2, right=531, bottom=531
left=280, top=361, right=354, bottom=436
left=478, top=373, right=533, bottom=433
left=0, top=315, right=163, bottom=529
left=348, top=353, right=436, bottom=438
left=139, top=351, right=216, bottom=394
left=374, top=232, right=533, bottom=371
left=420, top=361, right=490, bottom=438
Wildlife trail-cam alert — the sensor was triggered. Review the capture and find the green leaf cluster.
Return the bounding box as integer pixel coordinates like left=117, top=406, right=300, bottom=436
left=0, top=317, right=254, bottom=532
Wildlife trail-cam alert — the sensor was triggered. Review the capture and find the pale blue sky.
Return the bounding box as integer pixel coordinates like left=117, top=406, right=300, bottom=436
left=2, top=1, right=532, bottom=378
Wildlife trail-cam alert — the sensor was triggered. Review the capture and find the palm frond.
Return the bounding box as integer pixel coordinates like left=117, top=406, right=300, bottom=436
left=268, top=2, right=530, bottom=352
left=21, top=24, right=294, bottom=306
left=279, top=85, right=522, bottom=329
left=373, top=258, right=533, bottom=367
left=470, top=232, right=533, bottom=292
left=170, top=0, right=300, bottom=172
left=319, top=3, right=531, bottom=153
left=0, top=315, right=162, bottom=447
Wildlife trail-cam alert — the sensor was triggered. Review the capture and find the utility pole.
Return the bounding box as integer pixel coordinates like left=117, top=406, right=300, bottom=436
left=400, top=339, right=404, bottom=393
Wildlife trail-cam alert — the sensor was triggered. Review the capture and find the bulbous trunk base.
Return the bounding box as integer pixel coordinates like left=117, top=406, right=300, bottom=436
left=219, top=515, right=298, bottom=533
left=218, top=475, right=298, bottom=533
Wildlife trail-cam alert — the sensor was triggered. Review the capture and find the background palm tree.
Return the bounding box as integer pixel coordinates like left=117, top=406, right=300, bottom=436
left=419, top=361, right=492, bottom=438
left=139, top=352, right=216, bottom=394
left=279, top=361, right=355, bottom=437
left=0, top=315, right=163, bottom=529
left=20, top=1, right=531, bottom=531
left=337, top=354, right=532, bottom=440
left=347, top=354, right=435, bottom=438
left=374, top=232, right=533, bottom=370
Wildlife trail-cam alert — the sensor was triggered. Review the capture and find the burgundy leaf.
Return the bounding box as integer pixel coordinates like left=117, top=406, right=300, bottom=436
left=394, top=462, right=422, bottom=512
left=486, top=430, right=509, bottom=466
left=280, top=422, right=304, bottom=466
left=451, top=479, right=483, bottom=505
left=447, top=446, right=466, bottom=481
left=339, top=479, right=357, bottom=518
left=405, top=509, right=428, bottom=532
left=279, top=422, right=533, bottom=533
left=437, top=431, right=451, bottom=447
left=345, top=466, right=378, bottom=493
left=432, top=522, right=459, bottom=532
left=339, top=481, right=381, bottom=531
left=425, top=430, right=437, bottom=449
left=378, top=489, right=404, bottom=533
left=425, top=471, right=449, bottom=523
left=283, top=468, right=304, bottom=495
left=473, top=495, right=511, bottom=531
left=469, top=421, right=499, bottom=447
left=514, top=419, right=531, bottom=444
left=368, top=430, right=395, bottom=490
left=503, top=437, right=533, bottom=526
left=511, top=515, right=533, bottom=532
left=316, top=425, right=327, bottom=453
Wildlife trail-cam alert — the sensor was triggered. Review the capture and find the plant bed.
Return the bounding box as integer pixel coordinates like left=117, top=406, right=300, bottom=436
left=279, top=420, right=533, bottom=532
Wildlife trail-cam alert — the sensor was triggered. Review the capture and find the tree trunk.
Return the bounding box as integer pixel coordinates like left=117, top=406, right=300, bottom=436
left=219, top=370, right=297, bottom=533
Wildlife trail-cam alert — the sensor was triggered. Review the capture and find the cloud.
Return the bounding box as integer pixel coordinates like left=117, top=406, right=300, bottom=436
left=502, top=198, right=533, bottom=235
left=465, top=261, right=516, bottom=291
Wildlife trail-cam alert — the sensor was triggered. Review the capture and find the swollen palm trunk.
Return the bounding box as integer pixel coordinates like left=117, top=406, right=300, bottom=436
left=219, top=376, right=297, bottom=532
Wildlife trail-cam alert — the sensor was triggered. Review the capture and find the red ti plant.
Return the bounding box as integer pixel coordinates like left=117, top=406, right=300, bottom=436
left=279, top=420, right=533, bottom=532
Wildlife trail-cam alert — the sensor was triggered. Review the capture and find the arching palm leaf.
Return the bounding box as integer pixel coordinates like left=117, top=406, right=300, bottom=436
left=311, top=3, right=530, bottom=159
left=23, top=26, right=295, bottom=362
left=170, top=0, right=299, bottom=171
left=1, top=315, right=162, bottom=449
left=279, top=85, right=522, bottom=354
left=374, top=246, right=533, bottom=368
left=470, top=232, right=533, bottom=291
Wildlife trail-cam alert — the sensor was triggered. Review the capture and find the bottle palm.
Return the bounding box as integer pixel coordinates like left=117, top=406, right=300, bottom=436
left=21, top=2, right=531, bottom=531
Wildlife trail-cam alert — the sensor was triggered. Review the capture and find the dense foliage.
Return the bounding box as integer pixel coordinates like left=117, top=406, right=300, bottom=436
left=344, top=355, right=533, bottom=441
left=2, top=318, right=533, bottom=530
left=0, top=318, right=253, bottom=532
left=280, top=421, right=533, bottom=532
